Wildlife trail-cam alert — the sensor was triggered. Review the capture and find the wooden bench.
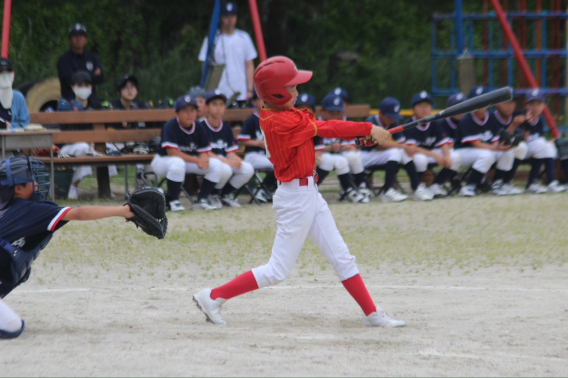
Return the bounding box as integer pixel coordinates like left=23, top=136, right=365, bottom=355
left=28, top=105, right=373, bottom=198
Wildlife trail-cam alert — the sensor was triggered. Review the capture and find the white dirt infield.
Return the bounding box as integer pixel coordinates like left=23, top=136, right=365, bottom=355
left=1, top=193, right=567, bottom=376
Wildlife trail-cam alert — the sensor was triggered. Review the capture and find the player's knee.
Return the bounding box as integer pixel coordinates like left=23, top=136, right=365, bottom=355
left=318, top=154, right=334, bottom=171
left=450, top=151, right=462, bottom=171
left=515, top=142, right=528, bottom=160
left=476, top=150, right=496, bottom=173
left=241, top=162, right=254, bottom=180
left=387, top=148, right=403, bottom=163
left=413, top=154, right=428, bottom=172
left=335, top=156, right=350, bottom=175
left=167, top=157, right=185, bottom=181
left=401, top=150, right=413, bottom=165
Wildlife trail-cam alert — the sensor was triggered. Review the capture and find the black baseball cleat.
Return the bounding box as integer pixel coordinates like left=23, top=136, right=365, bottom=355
left=0, top=320, right=25, bottom=339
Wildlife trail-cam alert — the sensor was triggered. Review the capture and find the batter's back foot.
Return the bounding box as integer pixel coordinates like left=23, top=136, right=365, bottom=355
left=363, top=311, right=406, bottom=328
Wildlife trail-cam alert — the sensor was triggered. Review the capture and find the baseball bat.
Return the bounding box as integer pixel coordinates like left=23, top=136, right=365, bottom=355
left=357, top=86, right=513, bottom=147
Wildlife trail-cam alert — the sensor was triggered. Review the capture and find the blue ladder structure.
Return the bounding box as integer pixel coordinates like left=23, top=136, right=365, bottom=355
left=431, top=0, right=568, bottom=126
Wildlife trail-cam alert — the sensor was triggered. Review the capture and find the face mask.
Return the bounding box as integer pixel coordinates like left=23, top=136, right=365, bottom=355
left=0, top=72, right=14, bottom=88
left=74, top=86, right=92, bottom=100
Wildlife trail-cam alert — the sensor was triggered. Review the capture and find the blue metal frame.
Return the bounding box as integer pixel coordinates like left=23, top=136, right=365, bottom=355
left=432, top=9, right=568, bottom=105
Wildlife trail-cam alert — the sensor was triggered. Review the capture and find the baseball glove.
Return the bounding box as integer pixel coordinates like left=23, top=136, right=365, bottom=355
left=125, top=188, right=168, bottom=239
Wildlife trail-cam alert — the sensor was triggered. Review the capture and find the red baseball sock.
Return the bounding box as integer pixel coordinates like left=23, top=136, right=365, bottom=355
left=341, top=274, right=376, bottom=316
left=210, top=270, right=259, bottom=300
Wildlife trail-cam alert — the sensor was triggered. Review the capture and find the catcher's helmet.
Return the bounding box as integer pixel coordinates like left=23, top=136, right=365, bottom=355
left=0, top=157, right=51, bottom=209
left=253, top=56, right=312, bottom=106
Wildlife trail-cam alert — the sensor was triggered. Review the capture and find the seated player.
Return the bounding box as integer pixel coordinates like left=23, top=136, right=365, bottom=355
left=151, top=95, right=225, bottom=211
left=327, top=87, right=350, bottom=107
left=434, top=93, right=466, bottom=144
left=403, top=91, right=461, bottom=198
left=188, top=86, right=208, bottom=122
left=314, top=94, right=366, bottom=203
left=365, top=97, right=433, bottom=201
left=237, top=90, right=276, bottom=202
left=454, top=86, right=516, bottom=197
left=57, top=71, right=116, bottom=199
left=203, top=90, right=254, bottom=208
left=360, top=98, right=407, bottom=202
left=0, top=156, right=135, bottom=339
left=521, top=89, right=566, bottom=193
left=489, top=92, right=528, bottom=195
left=108, top=74, right=149, bottom=127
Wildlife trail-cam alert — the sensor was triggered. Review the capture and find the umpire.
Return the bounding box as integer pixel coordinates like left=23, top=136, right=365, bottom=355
left=56, top=23, right=104, bottom=103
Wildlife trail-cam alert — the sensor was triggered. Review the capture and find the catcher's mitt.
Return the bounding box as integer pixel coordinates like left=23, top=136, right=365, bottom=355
left=126, top=188, right=168, bottom=239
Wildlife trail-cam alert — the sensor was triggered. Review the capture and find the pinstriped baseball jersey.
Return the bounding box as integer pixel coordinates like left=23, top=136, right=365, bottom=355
left=259, top=107, right=372, bottom=182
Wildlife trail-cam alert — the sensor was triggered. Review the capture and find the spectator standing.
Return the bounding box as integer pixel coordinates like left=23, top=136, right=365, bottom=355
left=57, top=23, right=104, bottom=103
left=198, top=2, right=257, bottom=105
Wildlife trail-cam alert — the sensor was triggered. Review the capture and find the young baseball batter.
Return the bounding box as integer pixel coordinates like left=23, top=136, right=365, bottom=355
left=194, top=56, right=405, bottom=328
left=0, top=156, right=136, bottom=339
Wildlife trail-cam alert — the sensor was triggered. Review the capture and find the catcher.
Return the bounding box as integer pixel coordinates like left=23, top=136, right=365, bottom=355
left=0, top=156, right=167, bottom=339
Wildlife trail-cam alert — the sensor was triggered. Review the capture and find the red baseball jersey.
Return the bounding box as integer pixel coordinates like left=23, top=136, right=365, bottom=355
left=259, top=107, right=372, bottom=182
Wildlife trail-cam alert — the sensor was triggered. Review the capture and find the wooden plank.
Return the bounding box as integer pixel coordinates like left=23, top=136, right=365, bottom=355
left=36, top=154, right=154, bottom=165
left=52, top=129, right=161, bottom=144
left=29, top=105, right=372, bottom=125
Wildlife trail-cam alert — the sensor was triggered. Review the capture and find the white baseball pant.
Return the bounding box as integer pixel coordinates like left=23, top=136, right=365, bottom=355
left=318, top=153, right=350, bottom=174
left=244, top=151, right=274, bottom=170
left=359, top=148, right=413, bottom=167
left=217, top=160, right=255, bottom=190
left=515, top=141, right=529, bottom=160
left=252, top=177, right=359, bottom=287
left=341, top=151, right=364, bottom=174
left=150, top=154, right=224, bottom=183
left=456, top=148, right=515, bottom=173
left=412, top=148, right=462, bottom=172
left=526, top=137, right=557, bottom=159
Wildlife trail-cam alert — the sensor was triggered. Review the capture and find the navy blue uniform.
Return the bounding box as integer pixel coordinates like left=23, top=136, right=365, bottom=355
left=57, top=50, right=104, bottom=102
left=158, top=118, right=211, bottom=157
left=403, top=118, right=449, bottom=150
left=455, top=112, right=500, bottom=149
left=435, top=118, right=459, bottom=144
left=237, top=113, right=264, bottom=153
left=364, top=114, right=404, bottom=151
left=203, top=119, right=239, bottom=157
left=527, top=116, right=546, bottom=142
left=108, top=99, right=148, bottom=129
left=0, top=200, right=70, bottom=286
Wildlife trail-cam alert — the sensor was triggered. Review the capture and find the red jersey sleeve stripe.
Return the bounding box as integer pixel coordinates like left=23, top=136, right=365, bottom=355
left=48, top=207, right=72, bottom=232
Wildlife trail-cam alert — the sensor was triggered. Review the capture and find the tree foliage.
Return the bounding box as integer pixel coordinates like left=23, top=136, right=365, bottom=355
left=1, top=0, right=481, bottom=107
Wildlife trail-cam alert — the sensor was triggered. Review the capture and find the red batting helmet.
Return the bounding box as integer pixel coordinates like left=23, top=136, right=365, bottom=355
left=253, top=56, right=313, bottom=106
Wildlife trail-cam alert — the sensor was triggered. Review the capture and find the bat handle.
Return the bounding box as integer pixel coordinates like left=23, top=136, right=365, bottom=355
left=388, top=126, right=404, bottom=134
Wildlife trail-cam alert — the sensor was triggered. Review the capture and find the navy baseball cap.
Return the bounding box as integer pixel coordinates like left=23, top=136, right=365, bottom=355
left=205, top=89, right=227, bottom=104
left=447, top=92, right=466, bottom=107
left=116, top=74, right=138, bottom=91
left=175, top=95, right=199, bottom=112
left=328, top=87, right=350, bottom=103
left=379, top=97, right=402, bottom=121
left=0, top=58, right=13, bottom=72
left=322, top=94, right=345, bottom=111
left=187, top=86, right=207, bottom=99
left=295, top=93, right=315, bottom=109
left=468, top=86, right=488, bottom=99
left=525, top=88, right=546, bottom=103
left=222, top=2, right=237, bottom=15
left=72, top=71, right=92, bottom=85
left=411, top=91, right=433, bottom=107
left=69, top=23, right=87, bottom=37
left=251, top=88, right=258, bottom=100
